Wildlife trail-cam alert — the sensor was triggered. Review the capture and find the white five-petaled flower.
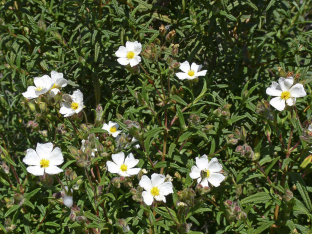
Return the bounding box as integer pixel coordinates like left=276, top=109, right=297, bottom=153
left=266, top=77, right=306, bottom=111
left=115, top=41, right=142, bottom=67
left=102, top=121, right=121, bottom=137
left=22, top=75, right=53, bottom=99
left=23, top=142, right=64, bottom=176
left=139, top=173, right=174, bottom=206
left=59, top=89, right=84, bottom=117
left=106, top=152, right=141, bottom=177
left=189, top=155, right=225, bottom=188
left=175, top=61, right=207, bottom=80
left=49, top=71, right=68, bottom=96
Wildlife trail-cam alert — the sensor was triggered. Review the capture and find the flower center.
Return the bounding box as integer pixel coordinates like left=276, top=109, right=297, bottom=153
left=188, top=70, right=195, bottom=76
left=110, top=126, right=117, bottom=133
left=206, top=169, right=210, bottom=178
left=127, top=51, right=135, bottom=59
left=151, top=187, right=160, bottom=196
left=120, top=164, right=128, bottom=172
left=35, top=86, right=43, bottom=91
left=71, top=102, right=79, bottom=110
left=51, top=84, right=59, bottom=90
left=281, top=91, right=291, bottom=100
left=40, top=159, right=50, bottom=168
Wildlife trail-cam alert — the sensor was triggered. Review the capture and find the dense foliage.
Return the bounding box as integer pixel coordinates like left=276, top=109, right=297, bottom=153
left=1, top=0, right=312, bottom=233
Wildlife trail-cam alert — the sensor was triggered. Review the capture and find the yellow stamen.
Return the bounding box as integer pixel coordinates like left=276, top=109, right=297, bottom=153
left=120, top=164, right=128, bottom=172
left=40, top=159, right=50, bottom=168
left=206, top=169, right=210, bottom=178
left=127, top=51, right=135, bottom=59
left=51, top=84, right=58, bottom=90
left=281, top=91, right=291, bottom=100
left=151, top=187, right=160, bottom=196
left=71, top=102, right=79, bottom=110
left=188, top=70, right=195, bottom=76
left=110, top=126, right=117, bottom=133
left=35, top=87, right=43, bottom=91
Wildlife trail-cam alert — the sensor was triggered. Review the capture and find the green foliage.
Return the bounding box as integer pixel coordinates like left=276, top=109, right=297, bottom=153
left=1, top=0, right=312, bottom=233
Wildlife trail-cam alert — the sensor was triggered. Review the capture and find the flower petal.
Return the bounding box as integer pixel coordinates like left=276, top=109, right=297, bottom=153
left=175, top=72, right=189, bottom=80
left=118, top=171, right=131, bottom=177
left=139, top=175, right=153, bottom=191
left=179, top=61, right=190, bottom=73
left=63, top=195, right=73, bottom=208
left=190, top=62, right=200, bottom=72
left=45, top=165, right=63, bottom=175
left=125, top=41, right=135, bottom=51
left=34, top=75, right=53, bottom=89
left=23, top=149, right=40, bottom=166
left=200, top=178, right=209, bottom=187
left=129, top=56, right=141, bottom=67
left=189, top=165, right=201, bottom=179
left=115, top=46, right=128, bottom=58
left=159, top=182, right=173, bottom=195
left=112, top=152, right=125, bottom=166
left=124, top=153, right=139, bottom=168
left=195, top=155, right=209, bottom=170
left=27, top=166, right=44, bottom=176
left=155, top=195, right=166, bottom=203
left=127, top=168, right=141, bottom=175
left=196, top=70, right=207, bottom=77
left=51, top=71, right=63, bottom=82
left=48, top=147, right=64, bottom=166
left=278, top=77, right=293, bottom=91
left=72, top=89, right=83, bottom=103
left=36, top=142, right=53, bottom=159
left=266, top=81, right=282, bottom=97
left=286, top=97, right=295, bottom=106
left=59, top=102, right=74, bottom=117
left=151, top=173, right=166, bottom=187
left=111, top=130, right=122, bottom=138
left=207, top=158, right=222, bottom=173
left=269, top=97, right=285, bottom=111
left=106, top=161, right=120, bottom=173
left=133, top=41, right=142, bottom=55
left=289, top=83, right=307, bottom=98
left=208, top=173, right=225, bottom=187
left=102, top=123, right=110, bottom=132
left=22, top=86, right=38, bottom=99
left=117, top=58, right=130, bottom=66
left=142, top=191, right=154, bottom=206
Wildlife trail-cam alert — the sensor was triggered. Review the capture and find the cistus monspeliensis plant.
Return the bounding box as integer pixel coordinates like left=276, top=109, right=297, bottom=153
left=1, top=0, right=312, bottom=233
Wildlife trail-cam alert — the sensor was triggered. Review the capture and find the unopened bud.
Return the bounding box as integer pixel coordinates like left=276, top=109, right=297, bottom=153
left=166, top=30, right=176, bottom=41
left=159, top=24, right=166, bottom=36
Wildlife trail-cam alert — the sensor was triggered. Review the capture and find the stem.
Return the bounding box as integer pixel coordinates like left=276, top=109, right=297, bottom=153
left=83, top=110, right=88, bottom=126
left=160, top=109, right=168, bottom=174
left=165, top=204, right=179, bottom=226
left=99, top=0, right=102, bottom=19
left=56, top=175, right=67, bottom=192
left=208, top=145, right=227, bottom=158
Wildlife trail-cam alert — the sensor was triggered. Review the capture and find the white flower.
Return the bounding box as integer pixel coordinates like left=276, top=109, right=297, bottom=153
left=22, top=75, right=54, bottom=99
left=59, top=89, right=84, bottom=117
left=189, top=155, right=225, bottom=188
left=175, top=61, right=207, bottom=80
left=23, top=142, right=64, bottom=176
left=102, top=121, right=121, bottom=137
left=115, top=41, right=142, bottom=67
left=49, top=71, right=68, bottom=96
left=62, top=186, right=73, bottom=208
left=139, top=173, right=174, bottom=206
left=266, top=77, right=306, bottom=111
left=308, top=124, right=312, bottom=132
left=106, top=152, right=141, bottom=177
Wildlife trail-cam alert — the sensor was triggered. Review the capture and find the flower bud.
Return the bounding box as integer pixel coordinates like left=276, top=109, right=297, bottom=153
left=76, top=216, right=87, bottom=224
left=166, top=30, right=176, bottom=41
left=159, top=24, right=166, bottom=36
left=39, top=102, right=47, bottom=112
left=224, top=199, right=233, bottom=208
left=174, top=172, right=181, bottom=181
left=38, top=18, right=46, bottom=32
left=117, top=219, right=130, bottom=233
left=283, top=189, right=293, bottom=202
left=27, top=102, right=36, bottom=112
left=195, top=184, right=211, bottom=195
left=112, top=177, right=121, bottom=188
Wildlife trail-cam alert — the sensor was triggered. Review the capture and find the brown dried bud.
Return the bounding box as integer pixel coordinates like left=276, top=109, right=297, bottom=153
left=159, top=24, right=166, bottom=36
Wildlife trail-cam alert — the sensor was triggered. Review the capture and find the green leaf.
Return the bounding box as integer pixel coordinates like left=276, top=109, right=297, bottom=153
left=240, top=192, right=271, bottom=205
left=254, top=221, right=275, bottom=234
left=289, top=172, right=312, bottom=211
